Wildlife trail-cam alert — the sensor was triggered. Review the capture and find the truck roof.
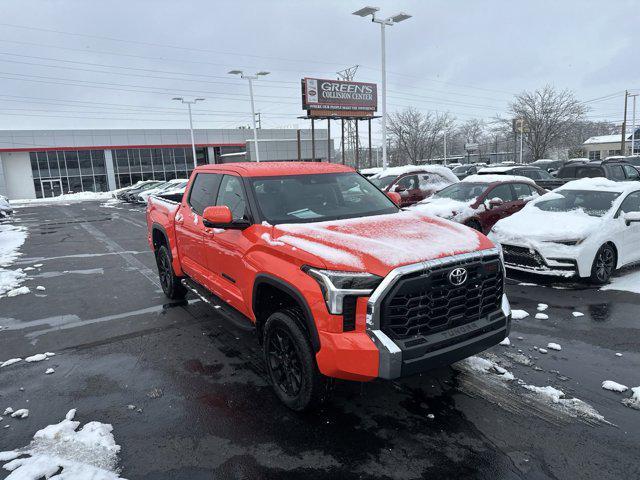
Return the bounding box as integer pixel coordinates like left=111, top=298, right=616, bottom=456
left=196, top=161, right=354, bottom=177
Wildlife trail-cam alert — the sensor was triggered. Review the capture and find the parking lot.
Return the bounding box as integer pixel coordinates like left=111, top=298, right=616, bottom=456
left=1, top=199, right=639, bottom=479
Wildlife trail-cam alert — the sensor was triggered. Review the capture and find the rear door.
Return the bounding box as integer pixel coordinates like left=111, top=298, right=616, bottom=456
left=175, top=173, right=222, bottom=284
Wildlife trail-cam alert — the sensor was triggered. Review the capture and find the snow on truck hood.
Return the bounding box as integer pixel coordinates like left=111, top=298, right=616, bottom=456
left=272, top=210, right=492, bottom=276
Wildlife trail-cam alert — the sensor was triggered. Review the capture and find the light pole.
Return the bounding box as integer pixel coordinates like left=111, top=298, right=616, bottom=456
left=229, top=70, right=270, bottom=162
left=353, top=6, right=411, bottom=171
left=630, top=93, right=638, bottom=156
left=172, top=97, right=204, bottom=169
left=517, top=118, right=524, bottom=164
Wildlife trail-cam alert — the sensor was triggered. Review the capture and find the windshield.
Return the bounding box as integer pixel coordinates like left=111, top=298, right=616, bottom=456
left=433, top=182, right=489, bottom=202
left=534, top=189, right=620, bottom=217
left=251, top=172, right=398, bottom=224
left=369, top=175, right=396, bottom=189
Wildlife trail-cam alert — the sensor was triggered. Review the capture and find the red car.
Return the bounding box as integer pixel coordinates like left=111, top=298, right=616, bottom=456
left=147, top=163, right=510, bottom=410
left=412, top=175, right=546, bottom=234
left=368, top=166, right=459, bottom=207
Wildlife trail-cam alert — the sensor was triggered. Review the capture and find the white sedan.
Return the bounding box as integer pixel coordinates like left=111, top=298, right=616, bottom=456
left=490, top=178, right=640, bottom=284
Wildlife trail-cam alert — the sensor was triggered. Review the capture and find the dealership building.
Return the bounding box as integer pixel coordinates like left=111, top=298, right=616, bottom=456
left=0, top=128, right=331, bottom=199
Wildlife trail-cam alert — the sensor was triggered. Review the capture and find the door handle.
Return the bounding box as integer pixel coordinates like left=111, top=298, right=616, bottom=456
left=175, top=213, right=184, bottom=224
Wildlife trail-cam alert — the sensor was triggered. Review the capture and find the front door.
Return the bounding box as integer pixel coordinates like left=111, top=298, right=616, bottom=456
left=203, top=174, right=253, bottom=317
left=617, top=191, right=640, bottom=265
left=482, top=183, right=518, bottom=229
left=40, top=179, right=63, bottom=198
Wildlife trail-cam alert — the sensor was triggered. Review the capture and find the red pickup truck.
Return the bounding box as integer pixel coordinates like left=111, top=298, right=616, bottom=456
left=146, top=162, right=511, bottom=410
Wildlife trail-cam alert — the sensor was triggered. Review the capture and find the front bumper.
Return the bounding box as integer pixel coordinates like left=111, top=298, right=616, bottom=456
left=365, top=248, right=511, bottom=380
left=502, top=243, right=579, bottom=277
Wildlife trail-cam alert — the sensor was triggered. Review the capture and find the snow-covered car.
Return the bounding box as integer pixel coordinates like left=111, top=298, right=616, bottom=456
left=410, top=175, right=545, bottom=234
left=137, top=179, right=188, bottom=204
left=368, top=165, right=459, bottom=207
left=0, top=194, right=13, bottom=218
left=359, top=167, right=382, bottom=178
left=490, top=178, right=640, bottom=284
left=112, top=180, right=157, bottom=199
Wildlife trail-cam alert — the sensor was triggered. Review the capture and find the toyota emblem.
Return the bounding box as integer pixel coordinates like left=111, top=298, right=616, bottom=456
left=448, top=267, right=468, bottom=286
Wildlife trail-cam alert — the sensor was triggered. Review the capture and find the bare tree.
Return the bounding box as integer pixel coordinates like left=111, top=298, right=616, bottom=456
left=508, top=85, right=587, bottom=160
left=388, top=107, right=455, bottom=164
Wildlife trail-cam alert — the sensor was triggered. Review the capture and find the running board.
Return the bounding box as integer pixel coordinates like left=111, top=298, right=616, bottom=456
left=181, top=277, right=255, bottom=332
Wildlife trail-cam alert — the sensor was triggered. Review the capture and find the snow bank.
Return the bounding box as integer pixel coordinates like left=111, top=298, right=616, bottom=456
left=0, top=409, right=125, bottom=480
left=602, top=269, right=640, bottom=294
left=12, top=191, right=112, bottom=205
left=0, top=224, right=28, bottom=297
left=601, top=380, right=628, bottom=392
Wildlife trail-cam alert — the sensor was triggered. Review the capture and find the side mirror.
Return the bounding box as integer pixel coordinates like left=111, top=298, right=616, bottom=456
left=203, top=206, right=232, bottom=227
left=488, top=198, right=504, bottom=208
left=623, top=211, right=640, bottom=226
left=386, top=191, right=402, bottom=206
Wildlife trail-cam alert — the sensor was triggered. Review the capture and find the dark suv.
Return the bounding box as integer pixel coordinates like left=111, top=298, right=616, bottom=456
left=537, top=160, right=640, bottom=189
left=477, top=165, right=555, bottom=183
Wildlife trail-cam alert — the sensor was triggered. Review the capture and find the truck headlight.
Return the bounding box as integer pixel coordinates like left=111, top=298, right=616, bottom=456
left=304, top=267, right=382, bottom=314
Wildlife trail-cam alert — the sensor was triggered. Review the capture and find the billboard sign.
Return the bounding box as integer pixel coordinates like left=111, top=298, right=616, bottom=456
left=302, top=78, right=377, bottom=114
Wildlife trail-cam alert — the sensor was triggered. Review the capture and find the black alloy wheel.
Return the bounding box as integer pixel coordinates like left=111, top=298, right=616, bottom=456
left=156, top=245, right=187, bottom=299
left=590, top=244, right=616, bottom=284
left=267, top=326, right=303, bottom=398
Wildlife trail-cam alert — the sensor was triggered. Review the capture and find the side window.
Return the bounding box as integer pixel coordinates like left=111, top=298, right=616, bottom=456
left=419, top=173, right=446, bottom=188
left=623, top=165, right=640, bottom=180
left=512, top=183, right=534, bottom=200
left=575, top=167, right=604, bottom=179
left=395, top=175, right=418, bottom=190
left=519, top=169, right=537, bottom=180
left=188, top=173, right=222, bottom=215
left=488, top=184, right=516, bottom=202
left=619, top=191, right=640, bottom=214
left=608, top=165, right=626, bottom=181
left=216, top=175, right=249, bottom=221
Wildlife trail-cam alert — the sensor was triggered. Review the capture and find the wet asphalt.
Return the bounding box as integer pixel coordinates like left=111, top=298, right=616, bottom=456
left=0, top=200, right=638, bottom=479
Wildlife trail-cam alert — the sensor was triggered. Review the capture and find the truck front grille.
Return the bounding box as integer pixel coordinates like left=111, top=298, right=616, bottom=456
left=380, top=255, right=503, bottom=339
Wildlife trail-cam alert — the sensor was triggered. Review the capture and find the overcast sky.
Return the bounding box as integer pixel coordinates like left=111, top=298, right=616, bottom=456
left=0, top=0, right=636, bottom=144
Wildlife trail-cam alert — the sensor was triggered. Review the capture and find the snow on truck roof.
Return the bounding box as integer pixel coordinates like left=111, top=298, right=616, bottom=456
left=369, top=165, right=459, bottom=184
left=196, top=161, right=353, bottom=177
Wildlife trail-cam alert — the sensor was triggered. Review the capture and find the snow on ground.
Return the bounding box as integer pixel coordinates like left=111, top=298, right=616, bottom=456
left=622, top=387, right=640, bottom=410
left=45, top=368, right=55, bottom=375
left=522, top=384, right=607, bottom=422
left=511, top=309, right=529, bottom=320
left=458, top=356, right=515, bottom=381
left=602, top=381, right=628, bottom=393
left=547, top=343, right=562, bottom=351
left=6, top=286, right=30, bottom=297
left=537, top=303, right=548, bottom=311
left=572, top=311, right=584, bottom=317
left=601, top=269, right=640, bottom=294
left=535, top=313, right=549, bottom=320
left=0, top=409, right=125, bottom=479
left=24, top=352, right=55, bottom=363
left=11, top=191, right=112, bottom=206
left=11, top=409, right=29, bottom=419
left=499, top=337, right=511, bottom=346
left=1, top=358, right=21, bottom=368
left=0, top=224, right=28, bottom=297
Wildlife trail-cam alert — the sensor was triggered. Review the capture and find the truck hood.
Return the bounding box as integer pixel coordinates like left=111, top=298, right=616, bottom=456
left=271, top=210, right=493, bottom=276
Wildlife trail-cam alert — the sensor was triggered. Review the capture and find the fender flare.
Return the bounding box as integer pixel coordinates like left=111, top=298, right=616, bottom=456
left=151, top=223, right=169, bottom=251
left=252, top=273, right=320, bottom=352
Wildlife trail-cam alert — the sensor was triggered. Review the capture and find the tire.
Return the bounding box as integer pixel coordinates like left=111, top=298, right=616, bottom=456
left=263, top=309, right=326, bottom=411
left=465, top=219, right=483, bottom=233
left=156, top=245, right=187, bottom=299
left=589, top=244, right=616, bottom=285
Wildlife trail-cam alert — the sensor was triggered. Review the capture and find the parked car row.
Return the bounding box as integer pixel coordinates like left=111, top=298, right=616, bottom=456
left=114, top=179, right=188, bottom=204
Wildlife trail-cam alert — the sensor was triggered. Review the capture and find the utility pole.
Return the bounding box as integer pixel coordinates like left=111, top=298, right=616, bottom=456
left=622, top=90, right=628, bottom=155
left=630, top=93, right=638, bottom=157
left=443, top=130, right=447, bottom=166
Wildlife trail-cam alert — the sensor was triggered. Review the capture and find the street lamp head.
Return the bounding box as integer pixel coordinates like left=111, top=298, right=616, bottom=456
left=390, top=12, right=412, bottom=23
left=228, top=70, right=243, bottom=75
left=352, top=6, right=379, bottom=17
left=256, top=71, right=270, bottom=76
